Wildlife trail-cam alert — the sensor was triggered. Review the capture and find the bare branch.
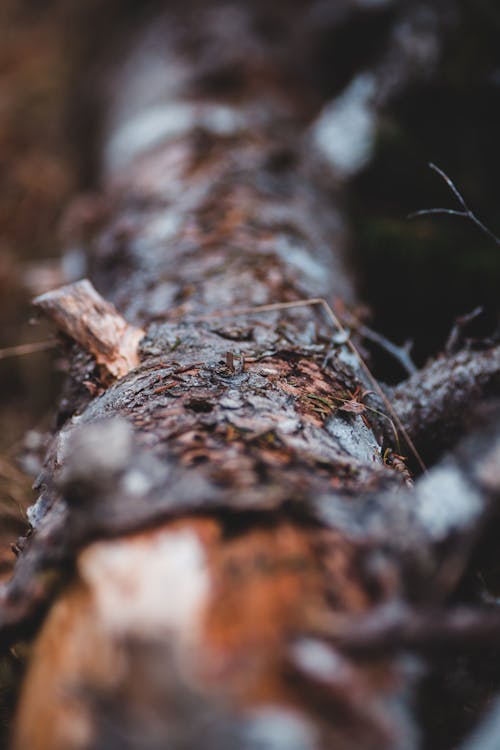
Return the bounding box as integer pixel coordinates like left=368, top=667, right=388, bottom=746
left=392, top=344, right=500, bottom=458
left=409, top=162, right=500, bottom=246
left=445, top=306, right=484, bottom=355
left=355, top=323, right=417, bottom=376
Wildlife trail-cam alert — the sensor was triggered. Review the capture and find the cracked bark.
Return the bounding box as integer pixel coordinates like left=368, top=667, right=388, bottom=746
left=5, top=3, right=500, bottom=750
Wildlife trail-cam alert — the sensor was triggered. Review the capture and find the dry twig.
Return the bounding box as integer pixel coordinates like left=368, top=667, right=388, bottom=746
left=409, top=162, right=500, bottom=246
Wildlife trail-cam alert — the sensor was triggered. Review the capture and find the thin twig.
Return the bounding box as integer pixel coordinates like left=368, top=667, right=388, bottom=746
left=445, top=306, right=484, bottom=355
left=188, top=298, right=427, bottom=472
left=0, top=341, right=56, bottom=361
left=409, top=162, right=500, bottom=246
left=356, top=323, right=417, bottom=376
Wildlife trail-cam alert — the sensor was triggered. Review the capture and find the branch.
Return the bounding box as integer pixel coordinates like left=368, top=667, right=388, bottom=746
left=34, top=279, right=144, bottom=381
left=315, top=605, right=500, bottom=656
left=409, top=162, right=500, bottom=246
left=355, top=323, right=417, bottom=376
left=392, top=345, right=500, bottom=458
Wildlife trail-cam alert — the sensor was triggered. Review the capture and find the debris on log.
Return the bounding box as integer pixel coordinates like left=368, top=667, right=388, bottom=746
left=34, top=279, right=144, bottom=381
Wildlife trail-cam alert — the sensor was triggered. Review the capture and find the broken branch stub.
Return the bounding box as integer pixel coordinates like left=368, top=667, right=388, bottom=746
left=33, top=279, right=144, bottom=380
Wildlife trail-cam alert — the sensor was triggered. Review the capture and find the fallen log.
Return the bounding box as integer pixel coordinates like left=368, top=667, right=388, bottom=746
left=6, top=3, right=500, bottom=749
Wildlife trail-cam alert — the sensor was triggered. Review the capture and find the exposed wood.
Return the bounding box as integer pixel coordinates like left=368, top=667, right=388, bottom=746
left=34, top=279, right=144, bottom=381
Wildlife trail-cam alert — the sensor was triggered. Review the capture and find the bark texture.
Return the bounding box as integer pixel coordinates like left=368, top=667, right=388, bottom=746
left=4, top=3, right=500, bottom=750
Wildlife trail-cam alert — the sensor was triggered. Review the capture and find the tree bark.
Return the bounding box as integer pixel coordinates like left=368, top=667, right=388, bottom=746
left=5, top=4, right=500, bottom=750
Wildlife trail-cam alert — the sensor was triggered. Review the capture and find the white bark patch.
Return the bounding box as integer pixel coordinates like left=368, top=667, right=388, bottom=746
left=144, top=210, right=182, bottom=244
left=106, top=102, right=243, bottom=174
left=414, top=466, right=483, bottom=539
left=274, top=237, right=328, bottom=288
left=311, top=73, right=377, bottom=178
left=121, top=467, right=154, bottom=497
left=337, top=347, right=361, bottom=372
left=60, top=417, right=134, bottom=482
left=290, top=638, right=348, bottom=683
left=326, top=414, right=380, bottom=463
left=244, top=707, right=317, bottom=750
left=78, top=528, right=210, bottom=646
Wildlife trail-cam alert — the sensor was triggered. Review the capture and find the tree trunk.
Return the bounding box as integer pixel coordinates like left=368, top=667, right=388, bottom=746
left=5, top=4, right=500, bottom=750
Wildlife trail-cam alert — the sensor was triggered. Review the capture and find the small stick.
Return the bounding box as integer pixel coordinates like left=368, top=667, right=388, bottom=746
left=189, top=298, right=426, bottom=472
left=356, top=323, right=417, bottom=376
left=409, top=162, right=500, bottom=246
left=445, top=306, right=484, bottom=354
left=153, top=382, right=177, bottom=394
left=34, top=279, right=145, bottom=380
left=0, top=341, right=56, bottom=360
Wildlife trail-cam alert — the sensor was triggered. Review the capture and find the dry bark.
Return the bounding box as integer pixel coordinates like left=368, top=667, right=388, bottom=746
left=4, top=3, right=500, bottom=750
